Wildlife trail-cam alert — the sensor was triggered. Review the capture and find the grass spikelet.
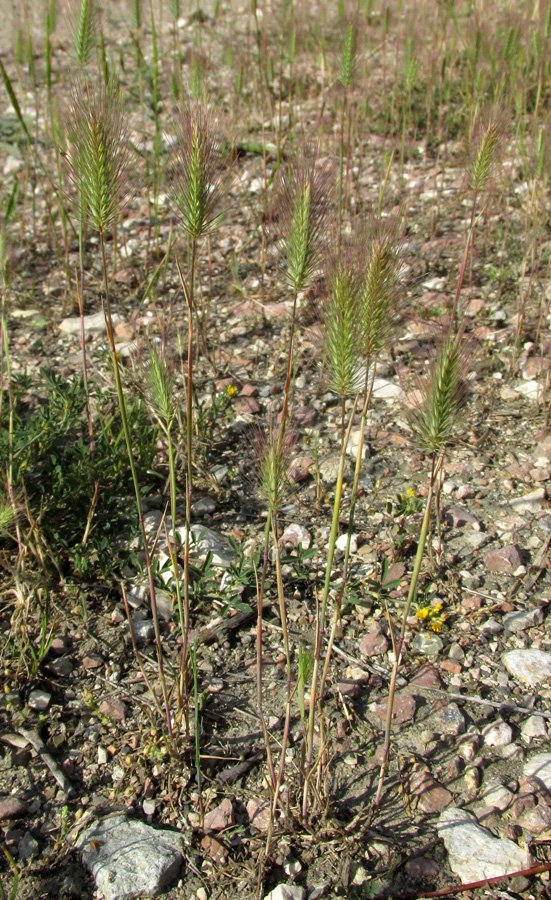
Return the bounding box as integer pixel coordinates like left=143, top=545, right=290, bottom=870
left=361, top=226, right=402, bottom=362
left=410, top=332, right=468, bottom=455
left=277, top=149, right=333, bottom=294
left=251, top=420, right=294, bottom=514
left=340, top=21, right=356, bottom=88
left=323, top=254, right=363, bottom=398
left=171, top=104, right=224, bottom=240
left=74, top=0, right=96, bottom=68
left=468, top=114, right=506, bottom=194
left=66, top=83, right=129, bottom=235
left=144, top=345, right=176, bottom=425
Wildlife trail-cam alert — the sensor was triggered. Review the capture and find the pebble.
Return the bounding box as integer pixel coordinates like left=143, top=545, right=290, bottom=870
left=503, top=606, right=545, bottom=633
left=426, top=702, right=466, bottom=736
left=375, top=692, right=416, bottom=725
left=411, top=633, right=443, bottom=656
left=503, top=649, right=551, bottom=686
left=458, top=735, right=480, bottom=762
left=524, top=753, right=551, bottom=790
left=77, top=815, right=182, bottom=900
left=279, top=523, right=312, bottom=550
left=521, top=715, right=548, bottom=742
left=481, top=781, right=514, bottom=811
left=59, top=311, right=122, bottom=334
left=0, top=797, right=29, bottom=820
left=264, top=885, right=304, bottom=900
left=359, top=629, right=388, bottom=658
left=443, top=505, right=481, bottom=528
left=409, top=770, right=453, bottom=813
left=142, top=799, right=156, bottom=817
left=246, top=798, right=271, bottom=832
left=203, top=799, right=234, bottom=832
left=283, top=857, right=302, bottom=877
left=463, top=767, right=480, bottom=791
left=99, top=698, right=127, bottom=722
left=28, top=689, right=51, bottom=711
left=172, top=525, right=236, bottom=568
left=130, top=619, right=155, bottom=643
left=405, top=857, right=439, bottom=879
left=18, top=831, right=39, bottom=860
left=336, top=532, right=358, bottom=553
left=437, top=807, right=531, bottom=883
left=510, top=487, right=546, bottom=514
left=483, top=545, right=523, bottom=573
left=482, top=720, right=513, bottom=747
left=191, top=496, right=217, bottom=515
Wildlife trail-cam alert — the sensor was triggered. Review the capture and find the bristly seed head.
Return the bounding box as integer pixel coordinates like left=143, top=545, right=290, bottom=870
left=66, top=81, right=130, bottom=235
left=276, top=147, right=333, bottom=295
left=468, top=112, right=507, bottom=194
left=249, top=421, right=295, bottom=515
left=144, top=344, right=176, bottom=426
left=322, top=250, right=363, bottom=398
left=410, top=331, right=469, bottom=456
left=170, top=103, right=225, bottom=240
left=360, top=223, right=402, bottom=363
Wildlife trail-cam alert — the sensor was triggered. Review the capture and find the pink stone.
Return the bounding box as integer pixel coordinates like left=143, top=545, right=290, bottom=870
left=376, top=692, right=416, bottom=725
left=203, top=798, right=234, bottom=832
left=359, top=630, right=388, bottom=658
left=484, top=545, right=523, bottom=574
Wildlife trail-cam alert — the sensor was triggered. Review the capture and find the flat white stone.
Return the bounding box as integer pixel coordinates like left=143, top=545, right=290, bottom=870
left=516, top=380, right=541, bottom=400
left=77, top=815, right=182, bottom=900
left=524, top=753, right=551, bottom=790
left=502, top=649, right=551, bottom=687
left=437, top=807, right=530, bottom=883
left=59, top=312, right=123, bottom=334
left=510, top=488, right=546, bottom=514
left=372, top=377, right=403, bottom=401
left=521, top=715, right=548, bottom=742
left=503, top=607, right=545, bottom=633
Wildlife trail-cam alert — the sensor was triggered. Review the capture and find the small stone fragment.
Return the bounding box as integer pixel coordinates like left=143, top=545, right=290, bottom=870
left=82, top=653, right=104, bottom=670
left=203, top=799, right=234, bottom=832
left=99, top=698, right=127, bottom=722
left=481, top=782, right=514, bottom=811
left=503, top=606, right=545, bottom=633
left=246, top=798, right=271, bottom=832
left=443, top=505, right=482, bottom=529
left=405, top=857, right=439, bottom=879
left=200, top=835, right=226, bottom=863
left=375, top=692, right=416, bottom=725
left=482, top=720, right=513, bottom=748
left=521, top=716, right=548, bottom=742
left=503, top=650, right=551, bottom=687
left=0, top=797, right=29, bottom=820
left=18, top=831, right=39, bottom=860
left=524, top=753, right=551, bottom=791
left=510, top=488, right=546, bottom=514
left=359, top=629, right=388, bottom=658
left=426, top=702, right=466, bottom=736
left=264, top=885, right=305, bottom=900
left=483, top=545, right=523, bottom=574
left=411, top=633, right=443, bottom=656
left=279, top=523, right=312, bottom=550
left=437, top=807, right=531, bottom=883
left=409, top=770, right=453, bottom=813
left=28, top=689, right=51, bottom=711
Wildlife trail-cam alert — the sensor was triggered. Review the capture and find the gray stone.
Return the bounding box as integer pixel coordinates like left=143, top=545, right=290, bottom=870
left=173, top=525, right=236, bottom=568
left=28, top=689, right=51, bottom=711
left=77, top=815, right=182, bottom=900
left=524, top=753, right=551, bottom=790
left=437, top=807, right=531, bottom=883
left=191, top=496, right=217, bottom=515
left=503, top=650, right=551, bottom=687
left=130, top=619, right=155, bottom=643
left=426, top=702, right=466, bottom=736
left=18, top=831, right=39, bottom=860
left=503, top=607, right=545, bottom=633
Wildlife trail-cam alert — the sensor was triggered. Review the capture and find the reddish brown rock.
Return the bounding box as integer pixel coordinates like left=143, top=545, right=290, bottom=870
left=203, top=799, right=234, bottom=832
left=409, top=664, right=441, bottom=691
left=484, top=545, right=523, bottom=574
left=246, top=798, right=271, bottom=832
left=201, top=835, right=227, bottom=863
left=99, top=698, right=127, bottom=721
left=376, top=692, right=416, bottom=725
left=82, top=653, right=104, bottom=670
left=0, top=797, right=29, bottom=820
left=359, top=630, right=388, bottom=658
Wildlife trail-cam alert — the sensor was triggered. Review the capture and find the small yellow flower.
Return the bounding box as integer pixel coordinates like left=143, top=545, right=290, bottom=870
left=431, top=602, right=443, bottom=614
left=430, top=622, right=442, bottom=633
left=416, top=608, right=430, bottom=620
left=227, top=384, right=238, bottom=397
left=406, top=487, right=416, bottom=497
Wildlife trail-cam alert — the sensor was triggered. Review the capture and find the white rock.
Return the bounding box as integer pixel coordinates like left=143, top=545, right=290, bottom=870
left=510, top=488, right=546, bottom=514
left=437, top=807, right=531, bottom=883
left=59, top=311, right=123, bottom=334
left=524, top=752, right=551, bottom=790
left=521, top=715, right=548, bottom=742
left=336, top=532, right=358, bottom=553
left=77, top=815, right=182, bottom=900
left=516, top=380, right=541, bottom=400
left=279, top=523, right=312, bottom=550
left=503, top=649, right=551, bottom=687
left=264, top=886, right=305, bottom=900
left=480, top=782, right=514, bottom=811
left=482, top=720, right=513, bottom=748
left=372, top=377, right=403, bottom=401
